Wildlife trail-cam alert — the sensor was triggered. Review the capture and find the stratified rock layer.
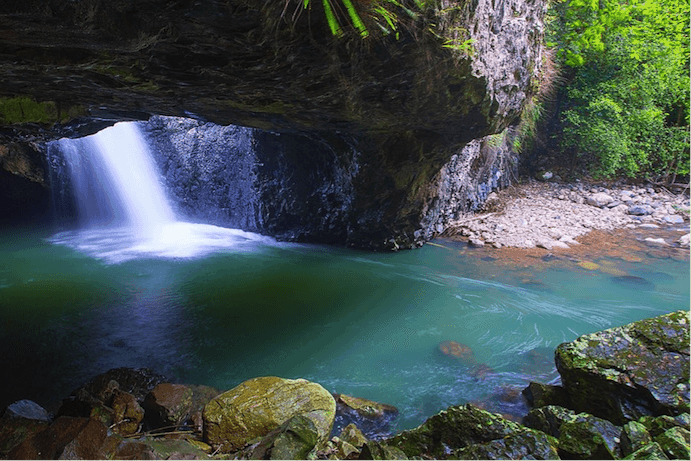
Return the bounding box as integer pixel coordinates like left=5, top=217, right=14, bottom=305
left=555, top=310, right=690, bottom=425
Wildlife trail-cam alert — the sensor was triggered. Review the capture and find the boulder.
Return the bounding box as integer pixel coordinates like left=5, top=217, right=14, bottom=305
left=339, top=423, right=369, bottom=449
left=322, top=436, right=360, bottom=460
left=8, top=416, right=95, bottom=459
left=142, top=383, right=193, bottom=429
left=111, top=390, right=144, bottom=436
left=202, top=376, right=336, bottom=453
left=587, top=193, right=614, bottom=208
left=2, top=400, right=51, bottom=422
left=629, top=205, right=654, bottom=216
left=386, top=404, right=524, bottom=459
left=133, top=438, right=211, bottom=460
left=623, top=442, right=669, bottom=460
left=555, top=310, right=690, bottom=425
left=243, top=415, right=320, bottom=460
left=638, top=414, right=689, bottom=437
left=522, top=382, right=570, bottom=409
left=557, top=413, right=622, bottom=459
left=663, top=215, right=684, bottom=224
left=453, top=429, right=559, bottom=460
left=654, top=426, right=690, bottom=460
left=56, top=418, right=108, bottom=460
left=621, top=421, right=653, bottom=457
left=0, top=403, right=50, bottom=457
left=523, top=405, right=577, bottom=438
left=358, top=440, right=408, bottom=460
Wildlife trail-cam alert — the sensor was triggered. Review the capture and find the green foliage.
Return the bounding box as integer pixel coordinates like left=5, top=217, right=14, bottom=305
left=552, top=0, right=690, bottom=182
left=297, top=0, right=429, bottom=39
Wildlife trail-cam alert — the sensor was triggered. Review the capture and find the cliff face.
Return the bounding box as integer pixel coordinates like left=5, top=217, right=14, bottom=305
left=0, top=0, right=546, bottom=249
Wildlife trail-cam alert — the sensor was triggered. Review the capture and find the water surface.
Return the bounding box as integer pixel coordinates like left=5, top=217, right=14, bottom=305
left=1, top=224, right=687, bottom=432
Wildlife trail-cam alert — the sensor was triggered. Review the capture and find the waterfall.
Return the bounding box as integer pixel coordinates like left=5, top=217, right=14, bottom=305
left=52, top=122, right=175, bottom=235
left=47, top=122, right=272, bottom=263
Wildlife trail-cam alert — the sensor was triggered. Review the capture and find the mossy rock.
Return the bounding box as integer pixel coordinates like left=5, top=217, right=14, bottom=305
left=386, top=404, right=523, bottom=459
left=655, top=426, right=690, bottom=460
left=522, top=382, right=571, bottom=409
left=339, top=423, right=368, bottom=448
left=621, top=421, right=653, bottom=457
left=523, top=405, right=577, bottom=437
left=638, top=414, right=689, bottom=437
left=139, top=438, right=210, bottom=460
left=202, top=376, right=335, bottom=453
left=555, top=310, right=690, bottom=425
left=623, top=442, right=669, bottom=460
left=557, top=413, right=622, bottom=459
left=358, top=440, right=408, bottom=460
left=454, top=429, right=559, bottom=460
left=244, top=414, right=320, bottom=460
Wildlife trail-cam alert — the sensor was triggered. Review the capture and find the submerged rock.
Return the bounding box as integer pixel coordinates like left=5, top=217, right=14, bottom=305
left=438, top=340, right=477, bottom=365
left=555, top=310, right=690, bottom=425
left=202, top=376, right=336, bottom=453
left=610, top=275, right=656, bottom=290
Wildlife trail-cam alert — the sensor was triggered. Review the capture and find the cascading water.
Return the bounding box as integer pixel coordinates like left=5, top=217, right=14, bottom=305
left=47, top=122, right=273, bottom=263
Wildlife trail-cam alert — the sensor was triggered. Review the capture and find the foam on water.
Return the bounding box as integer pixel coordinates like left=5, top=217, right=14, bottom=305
left=49, top=222, right=276, bottom=264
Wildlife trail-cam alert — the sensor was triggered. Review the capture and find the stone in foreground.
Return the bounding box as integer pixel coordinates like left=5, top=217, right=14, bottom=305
left=386, top=404, right=524, bottom=459
left=555, top=310, right=690, bottom=425
left=202, top=376, right=335, bottom=453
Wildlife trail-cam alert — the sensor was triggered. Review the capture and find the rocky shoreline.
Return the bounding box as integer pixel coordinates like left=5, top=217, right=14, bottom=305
left=1, top=311, right=688, bottom=460
left=443, top=180, right=690, bottom=250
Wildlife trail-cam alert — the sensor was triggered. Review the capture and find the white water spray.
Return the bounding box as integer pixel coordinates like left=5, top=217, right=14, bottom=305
left=49, top=122, right=273, bottom=263
left=89, top=123, right=176, bottom=236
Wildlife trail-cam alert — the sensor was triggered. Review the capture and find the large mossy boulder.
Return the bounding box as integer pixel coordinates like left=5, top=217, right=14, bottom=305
left=555, top=310, right=690, bottom=425
left=202, top=376, right=336, bottom=454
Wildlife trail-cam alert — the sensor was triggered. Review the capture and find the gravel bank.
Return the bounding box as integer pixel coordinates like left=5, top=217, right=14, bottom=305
left=444, top=180, right=690, bottom=249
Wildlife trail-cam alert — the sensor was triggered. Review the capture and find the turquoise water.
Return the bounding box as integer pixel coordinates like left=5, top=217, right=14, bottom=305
left=0, top=224, right=688, bottom=432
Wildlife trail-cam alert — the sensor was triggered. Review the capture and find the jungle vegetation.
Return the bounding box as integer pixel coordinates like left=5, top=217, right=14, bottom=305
left=551, top=0, right=690, bottom=184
